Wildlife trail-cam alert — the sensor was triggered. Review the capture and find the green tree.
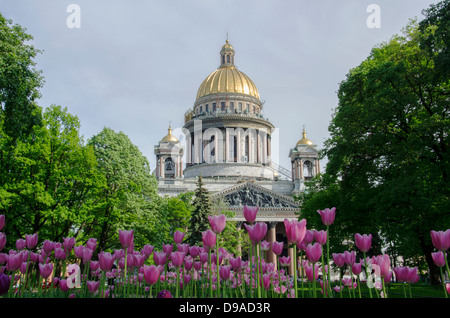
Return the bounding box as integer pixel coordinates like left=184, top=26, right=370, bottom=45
left=187, top=176, right=211, bottom=246
left=303, top=2, right=449, bottom=284
left=151, top=192, right=193, bottom=248
left=0, top=105, right=103, bottom=248
left=85, top=127, right=159, bottom=252
left=0, top=13, right=43, bottom=141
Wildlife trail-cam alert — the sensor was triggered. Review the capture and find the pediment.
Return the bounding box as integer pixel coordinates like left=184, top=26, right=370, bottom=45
left=212, top=182, right=298, bottom=209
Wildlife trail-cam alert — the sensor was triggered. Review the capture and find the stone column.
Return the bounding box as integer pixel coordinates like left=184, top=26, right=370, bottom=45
left=300, top=160, right=304, bottom=179
left=288, top=246, right=295, bottom=276
left=267, top=222, right=277, bottom=269
left=225, top=129, right=229, bottom=162
left=236, top=129, right=241, bottom=162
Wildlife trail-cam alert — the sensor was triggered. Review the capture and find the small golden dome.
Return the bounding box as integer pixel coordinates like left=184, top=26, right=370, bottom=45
left=196, top=40, right=260, bottom=101
left=220, top=40, right=234, bottom=52
left=161, top=126, right=179, bottom=143
left=297, top=127, right=314, bottom=146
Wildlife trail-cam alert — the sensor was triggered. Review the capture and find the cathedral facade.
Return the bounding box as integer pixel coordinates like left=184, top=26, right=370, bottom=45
left=153, top=40, right=320, bottom=271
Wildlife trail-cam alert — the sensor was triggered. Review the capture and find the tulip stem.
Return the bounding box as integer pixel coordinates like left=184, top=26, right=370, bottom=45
left=363, top=252, right=373, bottom=298
left=208, top=249, right=213, bottom=298
left=249, top=244, right=253, bottom=298
left=326, top=226, right=332, bottom=297
left=216, top=235, right=220, bottom=298
left=293, top=244, right=298, bottom=298
left=439, top=267, right=448, bottom=298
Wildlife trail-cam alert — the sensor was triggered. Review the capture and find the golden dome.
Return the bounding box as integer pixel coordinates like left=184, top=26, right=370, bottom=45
left=297, top=127, right=314, bottom=146
left=196, top=40, right=260, bottom=101
left=161, top=126, right=179, bottom=143
left=196, top=67, right=260, bottom=100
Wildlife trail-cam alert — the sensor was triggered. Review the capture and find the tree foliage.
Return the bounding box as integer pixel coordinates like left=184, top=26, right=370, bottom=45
left=84, top=127, right=159, bottom=252
left=0, top=105, right=103, bottom=247
left=0, top=13, right=43, bottom=141
left=187, top=176, right=211, bottom=246
left=300, top=1, right=450, bottom=283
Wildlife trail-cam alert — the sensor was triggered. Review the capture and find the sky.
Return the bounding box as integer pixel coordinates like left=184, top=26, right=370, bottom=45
left=0, top=0, right=441, bottom=173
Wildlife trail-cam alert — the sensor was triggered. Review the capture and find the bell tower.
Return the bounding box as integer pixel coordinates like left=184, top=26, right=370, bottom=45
left=289, top=126, right=320, bottom=192
left=154, top=125, right=184, bottom=180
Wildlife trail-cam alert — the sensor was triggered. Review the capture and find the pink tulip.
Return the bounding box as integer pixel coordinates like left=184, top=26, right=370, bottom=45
left=332, top=253, right=345, bottom=267
left=230, top=256, right=242, bottom=271
left=284, top=218, right=307, bottom=245
left=432, top=251, right=447, bottom=267
left=184, top=257, right=194, bottom=272
left=355, top=233, right=372, bottom=253
left=73, top=245, right=83, bottom=259
left=59, top=279, right=69, bottom=292
left=143, top=265, right=161, bottom=285
left=305, top=263, right=320, bottom=282
left=262, top=273, right=271, bottom=290
left=39, top=263, right=53, bottom=279
left=305, top=243, right=322, bottom=263
left=99, top=252, right=115, bottom=272
left=0, top=233, right=6, bottom=252
left=219, top=265, right=231, bottom=281
left=394, top=266, right=407, bottom=282
left=0, top=215, right=4, bottom=231
left=261, top=240, right=270, bottom=251
left=405, top=267, right=419, bottom=284
left=279, top=256, right=291, bottom=267
left=352, top=262, right=362, bottom=275
left=6, top=253, right=22, bottom=272
left=171, top=251, right=184, bottom=268
left=43, top=240, right=55, bottom=255
left=173, top=231, right=185, bottom=244
left=208, top=214, right=227, bottom=234
left=16, top=239, right=26, bottom=250
left=245, top=222, right=268, bottom=243
left=86, top=238, right=97, bottom=251
left=202, top=230, right=217, bottom=250
left=25, top=233, right=38, bottom=249
left=446, top=283, right=450, bottom=295
left=119, top=229, right=134, bottom=249
left=163, top=243, right=173, bottom=255
left=271, top=241, right=283, bottom=255
left=314, top=230, right=327, bottom=245
left=342, top=277, right=353, bottom=287
left=142, top=244, right=154, bottom=258
left=153, top=251, right=167, bottom=266
left=344, top=251, right=356, bottom=266
left=199, top=251, right=209, bottom=264
left=317, top=207, right=336, bottom=226
left=82, top=246, right=93, bottom=264
left=243, top=206, right=258, bottom=224
left=189, top=246, right=200, bottom=258
left=54, top=248, right=66, bottom=260
left=63, top=237, right=76, bottom=254
left=87, top=280, right=100, bottom=293
left=90, top=261, right=100, bottom=271
left=430, top=230, right=450, bottom=251
left=375, top=254, right=390, bottom=278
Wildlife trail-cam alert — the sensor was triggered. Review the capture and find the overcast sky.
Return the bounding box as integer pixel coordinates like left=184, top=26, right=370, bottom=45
left=0, top=0, right=441, bottom=172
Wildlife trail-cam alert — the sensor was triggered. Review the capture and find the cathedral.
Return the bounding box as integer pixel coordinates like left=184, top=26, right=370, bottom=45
left=153, top=40, right=320, bottom=271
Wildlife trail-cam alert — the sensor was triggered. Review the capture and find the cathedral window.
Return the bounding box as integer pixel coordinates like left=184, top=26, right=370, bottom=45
left=227, top=54, right=230, bottom=63
left=221, top=102, right=225, bottom=111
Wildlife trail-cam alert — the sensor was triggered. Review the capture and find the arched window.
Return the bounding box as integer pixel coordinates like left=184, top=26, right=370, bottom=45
left=227, top=54, right=230, bottom=63
left=164, top=157, right=175, bottom=178
left=303, top=160, right=313, bottom=179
